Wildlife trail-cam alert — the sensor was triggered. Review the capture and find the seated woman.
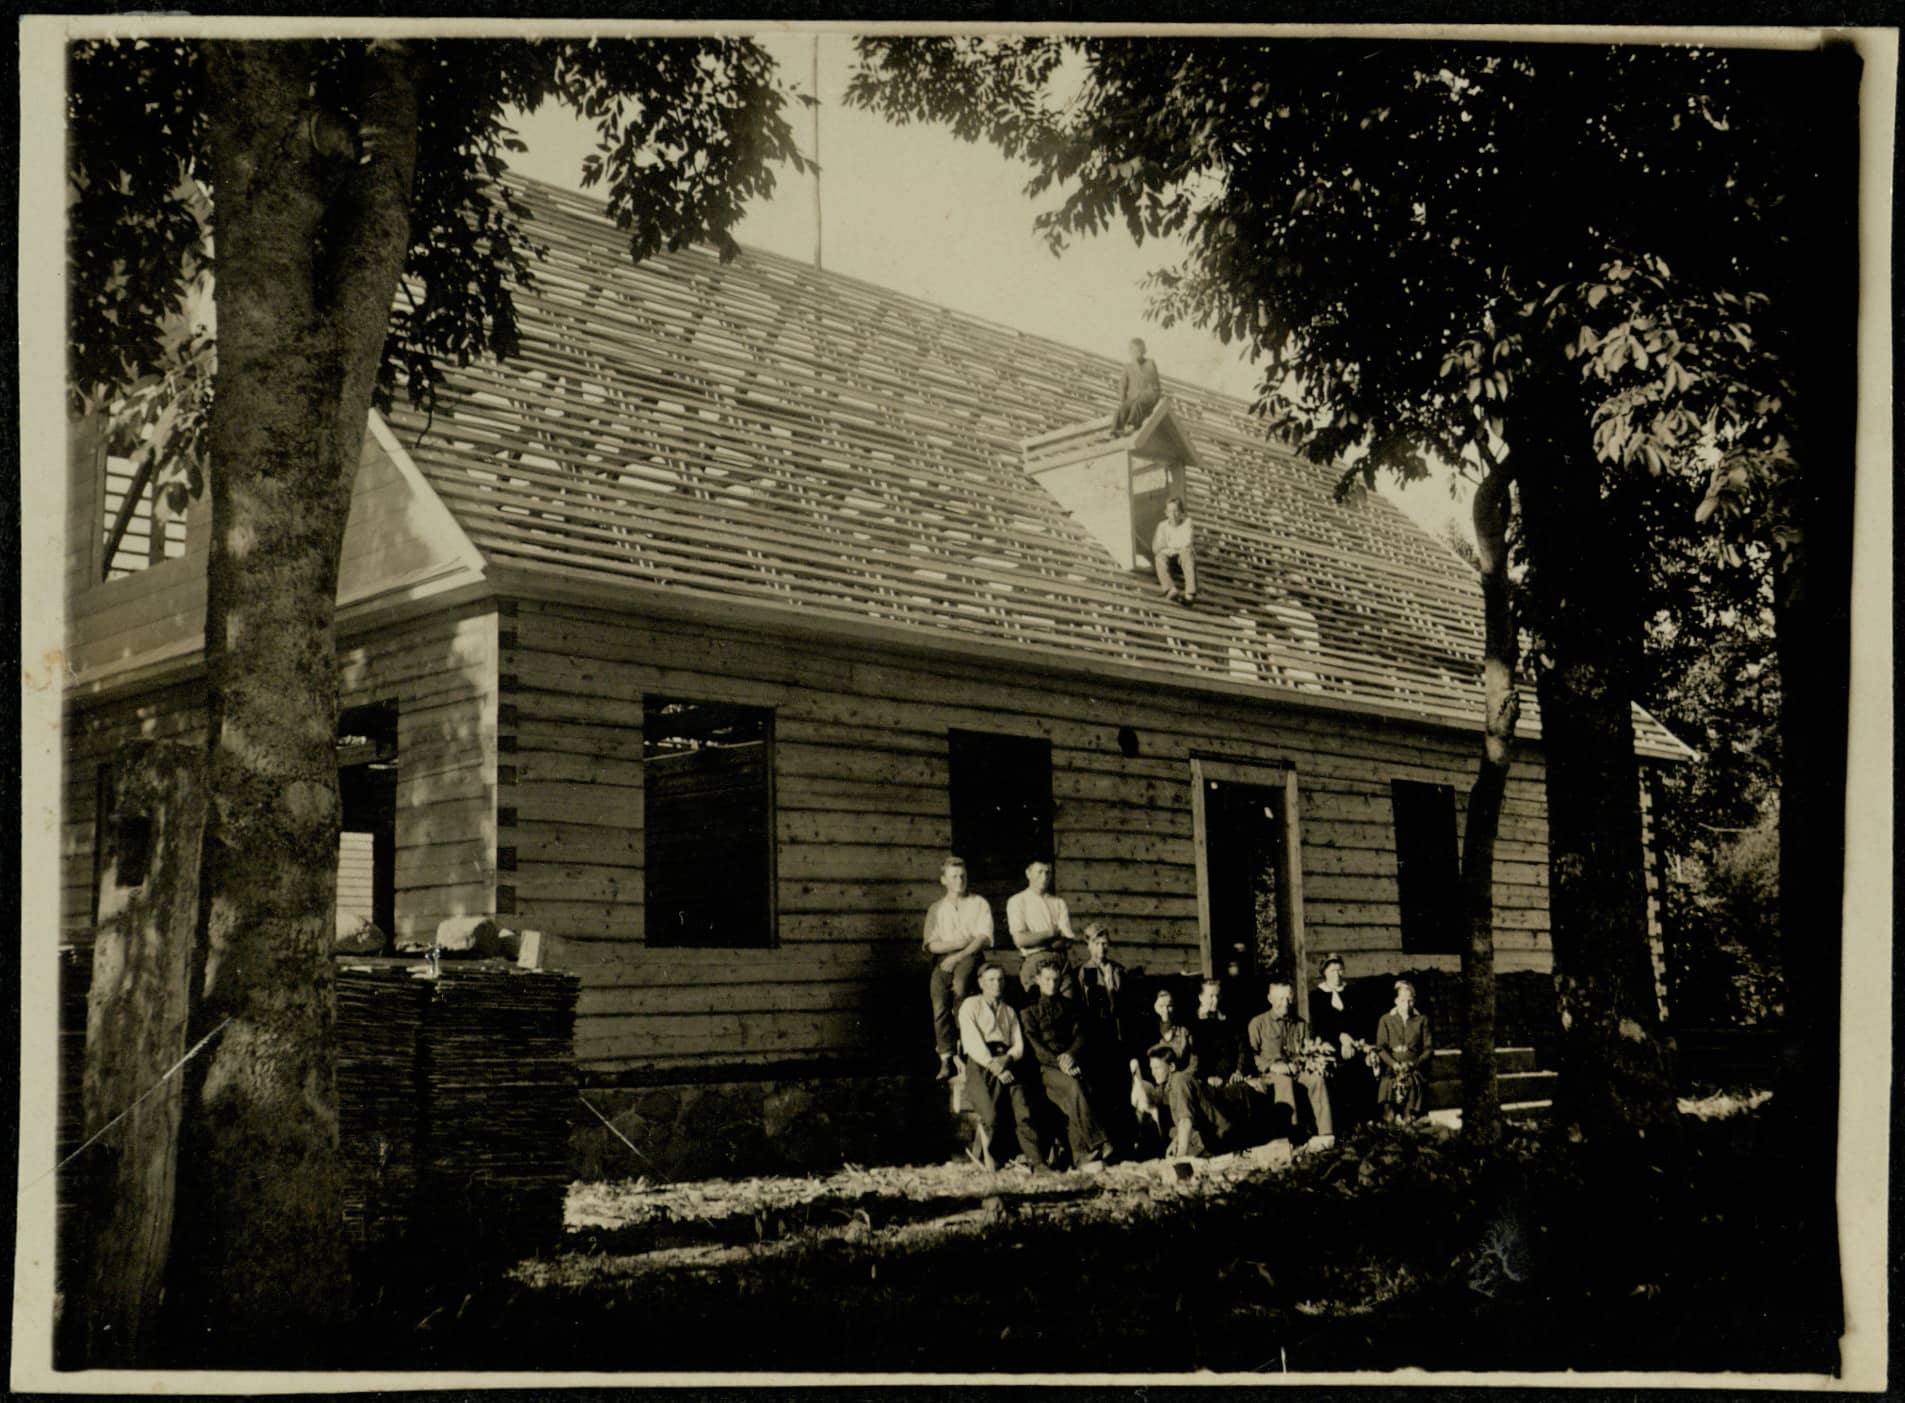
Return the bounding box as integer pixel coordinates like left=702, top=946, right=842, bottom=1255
left=1309, top=953, right=1371, bottom=1130
left=1375, top=979, right=1434, bottom=1123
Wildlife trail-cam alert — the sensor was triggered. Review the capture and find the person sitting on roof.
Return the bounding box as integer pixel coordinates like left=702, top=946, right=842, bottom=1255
left=1153, top=496, right=1198, bottom=605
left=1113, top=337, right=1162, bottom=433
left=1007, top=858, right=1081, bottom=998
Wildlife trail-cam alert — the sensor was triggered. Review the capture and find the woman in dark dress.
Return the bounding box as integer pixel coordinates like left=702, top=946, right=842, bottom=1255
left=1375, top=979, right=1434, bottom=1122
left=1309, top=954, right=1370, bottom=1130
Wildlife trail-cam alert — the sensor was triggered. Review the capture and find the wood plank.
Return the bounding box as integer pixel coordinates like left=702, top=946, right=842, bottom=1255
left=512, top=752, right=646, bottom=787
left=517, top=822, right=643, bottom=866
left=778, top=842, right=948, bottom=882
left=777, top=810, right=952, bottom=848
left=510, top=785, right=642, bottom=828
left=396, top=798, right=494, bottom=849
left=510, top=721, right=650, bottom=765
left=777, top=775, right=950, bottom=816
left=518, top=604, right=859, bottom=692
left=513, top=687, right=649, bottom=729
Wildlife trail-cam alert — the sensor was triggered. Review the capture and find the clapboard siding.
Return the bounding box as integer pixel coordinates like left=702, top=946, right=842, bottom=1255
left=508, top=597, right=1555, bottom=1076
left=60, top=605, right=498, bottom=951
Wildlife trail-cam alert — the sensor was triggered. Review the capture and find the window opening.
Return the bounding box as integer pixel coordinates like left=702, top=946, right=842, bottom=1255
left=644, top=696, right=777, bottom=948
left=337, top=700, right=399, bottom=940
left=946, top=729, right=1056, bottom=919
left=1392, top=780, right=1463, bottom=955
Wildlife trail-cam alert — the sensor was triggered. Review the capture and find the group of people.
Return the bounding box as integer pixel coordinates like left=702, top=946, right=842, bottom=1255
left=924, top=853, right=1437, bottom=1172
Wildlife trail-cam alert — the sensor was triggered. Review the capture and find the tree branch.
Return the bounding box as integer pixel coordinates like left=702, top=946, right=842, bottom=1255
left=324, top=41, right=420, bottom=364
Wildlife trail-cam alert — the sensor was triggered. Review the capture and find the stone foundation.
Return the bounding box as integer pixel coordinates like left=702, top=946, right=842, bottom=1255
left=572, top=1070, right=967, bottom=1183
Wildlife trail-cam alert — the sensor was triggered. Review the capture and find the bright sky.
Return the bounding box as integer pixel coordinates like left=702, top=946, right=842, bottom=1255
left=505, top=33, right=1471, bottom=543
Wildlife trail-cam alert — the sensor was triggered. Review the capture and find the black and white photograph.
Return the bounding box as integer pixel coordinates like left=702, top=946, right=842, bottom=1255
left=13, top=15, right=1892, bottom=1389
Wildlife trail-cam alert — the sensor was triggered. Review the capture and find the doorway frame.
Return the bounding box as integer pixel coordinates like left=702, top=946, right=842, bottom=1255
left=1188, top=754, right=1309, bottom=994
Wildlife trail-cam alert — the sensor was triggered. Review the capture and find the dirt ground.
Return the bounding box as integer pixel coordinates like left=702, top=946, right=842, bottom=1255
left=353, top=1088, right=1842, bottom=1379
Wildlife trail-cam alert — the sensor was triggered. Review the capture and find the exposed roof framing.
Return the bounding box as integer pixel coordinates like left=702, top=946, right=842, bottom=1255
left=384, top=177, right=1690, bottom=760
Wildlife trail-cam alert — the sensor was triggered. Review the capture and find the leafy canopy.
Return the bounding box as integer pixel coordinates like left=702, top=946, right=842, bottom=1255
left=68, top=36, right=806, bottom=495
left=849, top=37, right=1824, bottom=528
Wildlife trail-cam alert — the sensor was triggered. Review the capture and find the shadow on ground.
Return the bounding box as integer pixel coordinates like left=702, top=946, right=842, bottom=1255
left=355, top=1097, right=1838, bottom=1377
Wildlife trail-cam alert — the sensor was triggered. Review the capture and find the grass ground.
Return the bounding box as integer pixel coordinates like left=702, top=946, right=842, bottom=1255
left=362, top=1091, right=1839, bottom=1377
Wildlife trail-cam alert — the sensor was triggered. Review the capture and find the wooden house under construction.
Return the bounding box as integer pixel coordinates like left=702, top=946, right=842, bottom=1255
left=60, top=177, right=1691, bottom=1097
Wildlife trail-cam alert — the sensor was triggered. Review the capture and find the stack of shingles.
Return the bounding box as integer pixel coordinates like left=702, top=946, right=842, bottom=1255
left=415, top=965, right=580, bottom=1260
left=335, top=962, right=430, bottom=1257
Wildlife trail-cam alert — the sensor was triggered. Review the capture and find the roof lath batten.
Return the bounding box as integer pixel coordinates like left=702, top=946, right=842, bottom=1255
left=391, top=176, right=1690, bottom=759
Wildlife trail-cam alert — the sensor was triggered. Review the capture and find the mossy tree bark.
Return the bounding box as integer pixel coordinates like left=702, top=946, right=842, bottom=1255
left=163, top=41, right=420, bottom=1364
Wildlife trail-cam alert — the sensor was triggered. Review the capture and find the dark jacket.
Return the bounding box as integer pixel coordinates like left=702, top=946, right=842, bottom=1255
left=1022, top=992, right=1089, bottom=1069
left=1191, top=1012, right=1243, bottom=1082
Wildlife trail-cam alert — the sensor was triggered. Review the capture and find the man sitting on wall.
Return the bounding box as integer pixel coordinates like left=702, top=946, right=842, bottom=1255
left=1244, top=980, right=1336, bottom=1150
left=1007, top=858, right=1080, bottom=998
left=1021, top=961, right=1115, bottom=1169
left=958, top=964, right=1049, bottom=1172
left=923, top=854, right=994, bottom=1082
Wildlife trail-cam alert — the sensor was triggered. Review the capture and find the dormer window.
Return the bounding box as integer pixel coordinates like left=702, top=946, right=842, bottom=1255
left=1022, top=401, right=1199, bottom=573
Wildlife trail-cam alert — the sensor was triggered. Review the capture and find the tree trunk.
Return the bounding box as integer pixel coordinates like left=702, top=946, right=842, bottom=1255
left=1457, top=467, right=1519, bottom=1145
left=70, top=742, right=206, bottom=1367
left=163, top=41, right=419, bottom=1366
left=1515, top=382, right=1678, bottom=1146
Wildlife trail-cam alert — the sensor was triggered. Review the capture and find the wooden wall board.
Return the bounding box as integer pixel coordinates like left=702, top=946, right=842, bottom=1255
left=503, top=597, right=1558, bottom=1075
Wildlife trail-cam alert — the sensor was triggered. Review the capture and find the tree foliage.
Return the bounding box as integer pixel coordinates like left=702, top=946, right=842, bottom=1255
left=850, top=37, right=1820, bottom=526
left=70, top=36, right=806, bottom=486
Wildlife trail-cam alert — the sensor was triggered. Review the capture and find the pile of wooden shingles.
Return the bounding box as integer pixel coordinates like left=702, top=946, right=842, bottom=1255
left=53, top=954, right=578, bottom=1273
left=337, top=961, right=580, bottom=1266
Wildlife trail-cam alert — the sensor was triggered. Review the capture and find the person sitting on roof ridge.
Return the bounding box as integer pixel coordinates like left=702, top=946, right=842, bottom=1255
left=1113, top=337, right=1162, bottom=433
left=1153, top=496, right=1198, bottom=605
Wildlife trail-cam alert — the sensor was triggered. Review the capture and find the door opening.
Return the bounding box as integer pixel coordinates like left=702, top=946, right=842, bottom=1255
left=1191, top=759, right=1305, bottom=1020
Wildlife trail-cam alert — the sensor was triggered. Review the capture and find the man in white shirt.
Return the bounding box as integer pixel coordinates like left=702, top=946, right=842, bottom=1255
left=1152, top=496, right=1198, bottom=604
left=1006, top=859, right=1080, bottom=997
left=923, top=855, right=994, bottom=1081
left=957, top=964, right=1047, bottom=1171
